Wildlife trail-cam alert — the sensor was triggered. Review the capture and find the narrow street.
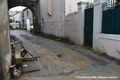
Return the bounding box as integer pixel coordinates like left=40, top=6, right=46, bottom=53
left=10, top=30, right=120, bottom=80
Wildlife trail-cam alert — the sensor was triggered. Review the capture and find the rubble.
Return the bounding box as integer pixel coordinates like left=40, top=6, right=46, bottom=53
left=10, top=36, right=40, bottom=78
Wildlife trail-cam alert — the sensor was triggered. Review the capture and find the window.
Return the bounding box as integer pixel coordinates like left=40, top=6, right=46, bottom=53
left=27, top=11, right=29, bottom=17
left=41, top=18, right=44, bottom=27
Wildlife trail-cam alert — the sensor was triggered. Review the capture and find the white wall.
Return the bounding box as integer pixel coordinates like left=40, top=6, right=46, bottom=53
left=12, top=12, right=22, bottom=28
left=65, top=0, right=93, bottom=15
left=98, top=34, right=120, bottom=59
left=77, top=0, right=93, bottom=3
left=93, top=0, right=120, bottom=59
left=40, top=0, right=93, bottom=37
left=93, top=4, right=102, bottom=51
left=40, top=0, right=65, bottom=37
left=64, top=12, right=79, bottom=44
left=13, top=12, right=22, bottom=22
left=65, top=0, right=78, bottom=15
left=23, top=9, right=33, bottom=27
left=77, top=2, right=88, bottom=45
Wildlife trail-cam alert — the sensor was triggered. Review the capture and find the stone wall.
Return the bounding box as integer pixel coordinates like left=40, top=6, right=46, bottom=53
left=0, top=0, right=11, bottom=80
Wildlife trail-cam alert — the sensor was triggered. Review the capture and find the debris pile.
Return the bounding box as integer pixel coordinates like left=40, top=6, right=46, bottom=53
left=10, top=36, right=40, bottom=78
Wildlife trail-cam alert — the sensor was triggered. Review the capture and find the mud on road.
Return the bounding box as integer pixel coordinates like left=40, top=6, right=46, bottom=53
left=10, top=30, right=120, bottom=80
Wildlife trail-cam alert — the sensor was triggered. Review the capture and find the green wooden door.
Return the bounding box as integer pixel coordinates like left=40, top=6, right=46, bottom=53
left=84, top=8, right=94, bottom=47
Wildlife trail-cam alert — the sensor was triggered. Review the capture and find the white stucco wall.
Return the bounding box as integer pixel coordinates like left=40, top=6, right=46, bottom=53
left=12, top=12, right=22, bottom=28
left=98, top=34, right=120, bottom=59
left=77, top=2, right=88, bottom=45
left=65, top=0, right=93, bottom=15
left=13, top=12, right=22, bottom=22
left=93, top=0, right=120, bottom=59
left=23, top=9, right=33, bottom=26
left=40, top=0, right=93, bottom=37
left=93, top=4, right=102, bottom=51
left=65, top=0, right=78, bottom=15
left=40, top=0, right=65, bottom=37
left=64, top=12, right=79, bottom=44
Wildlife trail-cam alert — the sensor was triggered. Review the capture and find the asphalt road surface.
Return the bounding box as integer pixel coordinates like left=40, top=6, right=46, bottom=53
left=10, top=30, right=120, bottom=80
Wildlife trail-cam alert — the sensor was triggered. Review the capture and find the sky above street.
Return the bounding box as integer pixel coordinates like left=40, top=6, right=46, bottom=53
left=9, top=6, right=26, bottom=11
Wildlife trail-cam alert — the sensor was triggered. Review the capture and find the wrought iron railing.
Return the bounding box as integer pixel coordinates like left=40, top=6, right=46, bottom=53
left=102, top=0, right=120, bottom=11
left=102, top=0, right=116, bottom=11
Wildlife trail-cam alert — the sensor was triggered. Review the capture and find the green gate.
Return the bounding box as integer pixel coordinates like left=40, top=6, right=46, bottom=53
left=84, top=8, right=94, bottom=47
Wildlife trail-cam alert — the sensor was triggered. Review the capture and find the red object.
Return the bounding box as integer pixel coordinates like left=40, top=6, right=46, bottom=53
left=33, top=17, right=36, bottom=20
